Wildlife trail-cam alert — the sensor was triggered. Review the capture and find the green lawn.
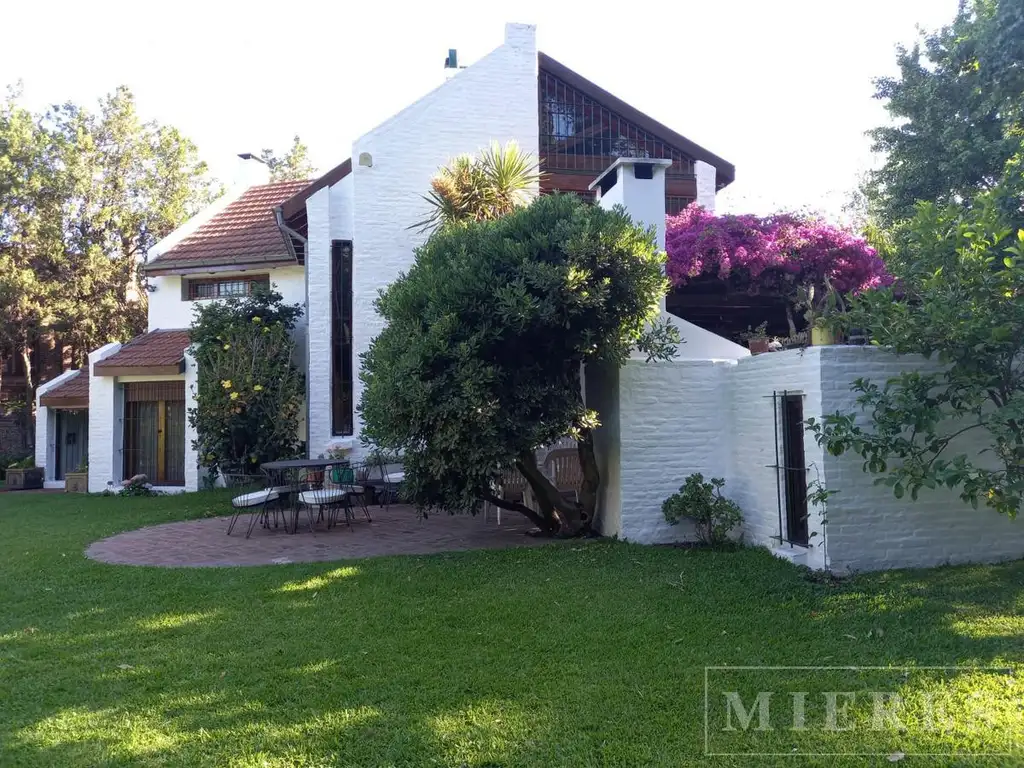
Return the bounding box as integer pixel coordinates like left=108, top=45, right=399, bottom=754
left=0, top=491, right=1022, bottom=767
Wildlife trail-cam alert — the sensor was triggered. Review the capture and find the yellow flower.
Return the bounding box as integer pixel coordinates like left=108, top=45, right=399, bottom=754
left=221, top=380, right=232, bottom=389
left=223, top=344, right=231, bottom=350
left=230, top=392, right=239, bottom=400
left=253, top=384, right=264, bottom=392
left=252, top=316, right=262, bottom=324
left=262, top=327, right=270, bottom=334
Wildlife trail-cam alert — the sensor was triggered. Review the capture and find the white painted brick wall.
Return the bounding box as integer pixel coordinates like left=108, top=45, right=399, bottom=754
left=695, top=160, right=717, bottom=212
left=305, top=186, right=334, bottom=458
left=606, top=348, right=829, bottom=562
left=87, top=343, right=123, bottom=493
left=350, top=23, right=539, bottom=451
left=586, top=362, right=622, bottom=537
left=729, top=348, right=828, bottom=567
left=147, top=265, right=307, bottom=331
left=617, top=359, right=735, bottom=543
left=820, top=345, right=1024, bottom=572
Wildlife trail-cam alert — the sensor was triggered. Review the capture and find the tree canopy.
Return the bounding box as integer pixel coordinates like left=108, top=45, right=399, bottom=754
left=809, top=193, right=1024, bottom=517
left=189, top=290, right=304, bottom=477
left=260, top=135, right=316, bottom=182
left=0, top=85, right=215, bottom=444
left=665, top=205, right=890, bottom=335
left=866, top=0, right=1024, bottom=225
left=359, top=193, right=676, bottom=535
left=416, top=141, right=540, bottom=232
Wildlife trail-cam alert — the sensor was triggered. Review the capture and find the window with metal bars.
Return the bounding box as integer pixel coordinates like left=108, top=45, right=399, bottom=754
left=666, top=196, right=697, bottom=216
left=186, top=275, right=270, bottom=301
left=538, top=70, right=696, bottom=179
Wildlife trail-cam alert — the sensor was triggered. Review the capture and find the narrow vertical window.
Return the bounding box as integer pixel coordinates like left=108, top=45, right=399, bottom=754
left=331, top=240, right=354, bottom=436
left=779, top=393, right=809, bottom=547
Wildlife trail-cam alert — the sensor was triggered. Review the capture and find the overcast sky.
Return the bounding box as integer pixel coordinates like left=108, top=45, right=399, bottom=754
left=3, top=0, right=960, bottom=219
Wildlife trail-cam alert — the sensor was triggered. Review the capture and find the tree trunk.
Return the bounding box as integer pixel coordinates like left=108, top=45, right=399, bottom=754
left=577, top=428, right=600, bottom=525
left=21, top=345, right=35, bottom=452
left=515, top=450, right=590, bottom=537
left=785, top=304, right=798, bottom=338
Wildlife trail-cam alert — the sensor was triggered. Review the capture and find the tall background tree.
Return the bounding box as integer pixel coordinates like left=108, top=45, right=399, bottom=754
left=260, top=135, right=316, bottom=182
left=866, top=0, right=1024, bottom=226
left=0, top=84, right=214, bottom=446
left=811, top=1, right=1024, bottom=517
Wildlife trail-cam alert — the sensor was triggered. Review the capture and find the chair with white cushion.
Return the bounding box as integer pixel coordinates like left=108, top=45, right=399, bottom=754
left=225, top=473, right=288, bottom=537
left=298, top=463, right=371, bottom=529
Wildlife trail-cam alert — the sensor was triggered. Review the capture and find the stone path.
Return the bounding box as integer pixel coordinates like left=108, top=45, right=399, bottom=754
left=85, top=503, right=546, bottom=567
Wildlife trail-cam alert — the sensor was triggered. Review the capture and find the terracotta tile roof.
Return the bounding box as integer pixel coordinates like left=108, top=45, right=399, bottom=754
left=39, top=369, right=90, bottom=407
left=146, top=180, right=311, bottom=273
left=93, top=329, right=191, bottom=375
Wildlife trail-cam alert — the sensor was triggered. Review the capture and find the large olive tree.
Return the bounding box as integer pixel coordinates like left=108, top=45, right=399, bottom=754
left=359, top=194, right=677, bottom=536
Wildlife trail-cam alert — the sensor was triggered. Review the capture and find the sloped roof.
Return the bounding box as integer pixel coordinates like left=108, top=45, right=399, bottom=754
left=538, top=53, right=735, bottom=188
left=39, top=369, right=89, bottom=408
left=280, top=159, right=352, bottom=220
left=146, top=180, right=311, bottom=274
left=93, top=330, right=191, bottom=376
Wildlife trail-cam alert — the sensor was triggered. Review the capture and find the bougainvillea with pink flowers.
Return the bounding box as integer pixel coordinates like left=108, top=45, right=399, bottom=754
left=665, top=205, right=891, bottom=308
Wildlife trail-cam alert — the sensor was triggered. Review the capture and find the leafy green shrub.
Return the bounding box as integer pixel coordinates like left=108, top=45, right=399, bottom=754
left=360, top=193, right=678, bottom=536
left=662, top=473, right=743, bottom=546
left=811, top=195, right=1024, bottom=516
left=0, top=453, right=32, bottom=472
left=189, top=289, right=305, bottom=479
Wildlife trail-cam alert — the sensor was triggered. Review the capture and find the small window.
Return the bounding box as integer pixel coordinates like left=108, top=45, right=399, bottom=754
left=186, top=275, right=270, bottom=301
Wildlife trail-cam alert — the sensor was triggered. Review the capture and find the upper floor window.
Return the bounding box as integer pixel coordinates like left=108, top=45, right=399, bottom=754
left=185, top=275, right=270, bottom=301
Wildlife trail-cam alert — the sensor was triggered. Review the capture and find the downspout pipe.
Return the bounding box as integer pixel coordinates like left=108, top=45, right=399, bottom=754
left=274, top=206, right=307, bottom=263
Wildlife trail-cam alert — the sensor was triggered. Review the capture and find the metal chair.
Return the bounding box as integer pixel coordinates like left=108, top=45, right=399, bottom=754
left=298, top=463, right=371, bottom=529
left=373, top=461, right=405, bottom=511
left=225, top=472, right=286, bottom=537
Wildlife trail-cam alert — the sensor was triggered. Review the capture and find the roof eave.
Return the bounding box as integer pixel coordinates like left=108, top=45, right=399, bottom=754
left=280, top=158, right=353, bottom=220
left=93, top=362, right=186, bottom=378
left=144, top=257, right=298, bottom=277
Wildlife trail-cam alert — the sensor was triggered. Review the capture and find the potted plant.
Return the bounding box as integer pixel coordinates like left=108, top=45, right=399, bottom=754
left=797, top=283, right=842, bottom=346
left=739, top=322, right=771, bottom=354
left=4, top=456, right=44, bottom=491
left=65, top=457, right=89, bottom=494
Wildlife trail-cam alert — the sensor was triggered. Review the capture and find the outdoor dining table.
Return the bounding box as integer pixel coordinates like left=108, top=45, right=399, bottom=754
left=260, top=458, right=337, bottom=534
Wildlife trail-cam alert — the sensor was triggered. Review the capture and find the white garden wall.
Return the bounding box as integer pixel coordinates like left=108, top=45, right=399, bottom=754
left=819, top=346, right=1024, bottom=572
left=729, top=348, right=828, bottom=568
left=616, top=359, right=734, bottom=543
left=604, top=342, right=1024, bottom=572
left=349, top=23, right=539, bottom=450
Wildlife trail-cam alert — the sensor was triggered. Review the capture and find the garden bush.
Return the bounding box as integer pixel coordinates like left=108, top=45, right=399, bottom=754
left=188, top=289, right=304, bottom=479
left=662, top=472, right=744, bottom=546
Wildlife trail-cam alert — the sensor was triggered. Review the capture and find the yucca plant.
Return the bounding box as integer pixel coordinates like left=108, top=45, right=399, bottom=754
left=416, top=141, right=541, bottom=232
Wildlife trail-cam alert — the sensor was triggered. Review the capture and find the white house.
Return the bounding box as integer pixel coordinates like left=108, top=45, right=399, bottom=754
left=34, top=22, right=1024, bottom=572
left=34, top=23, right=734, bottom=495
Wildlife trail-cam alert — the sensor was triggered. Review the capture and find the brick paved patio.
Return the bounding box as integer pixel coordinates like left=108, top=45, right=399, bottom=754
left=85, top=503, right=547, bottom=567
